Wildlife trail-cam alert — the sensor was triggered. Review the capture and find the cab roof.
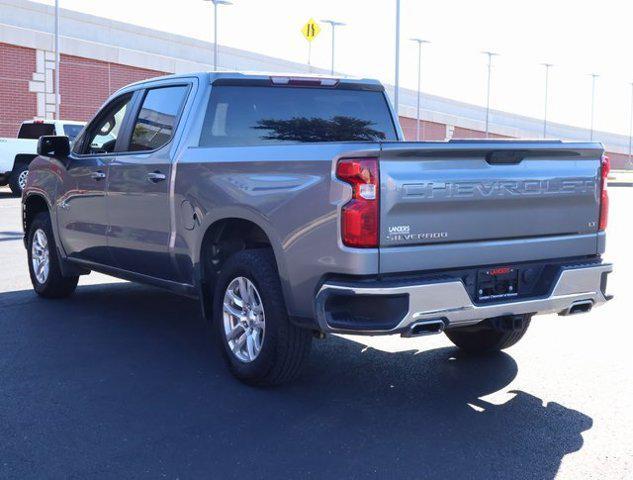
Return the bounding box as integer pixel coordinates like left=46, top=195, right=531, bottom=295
left=117, top=71, right=384, bottom=93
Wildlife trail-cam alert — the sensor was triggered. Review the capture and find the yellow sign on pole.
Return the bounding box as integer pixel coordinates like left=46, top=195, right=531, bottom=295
left=301, top=18, right=321, bottom=42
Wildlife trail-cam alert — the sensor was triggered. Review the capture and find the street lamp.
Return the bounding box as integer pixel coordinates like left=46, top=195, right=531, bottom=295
left=589, top=73, right=599, bottom=140
left=203, top=0, right=233, bottom=71
left=628, top=82, right=633, bottom=166
left=482, top=51, right=499, bottom=138
left=54, top=0, right=60, bottom=119
left=410, top=38, right=430, bottom=141
left=541, top=63, right=553, bottom=138
left=321, top=19, right=346, bottom=75
left=394, top=0, right=401, bottom=114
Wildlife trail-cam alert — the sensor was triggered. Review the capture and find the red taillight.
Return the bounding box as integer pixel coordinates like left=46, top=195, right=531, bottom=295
left=599, top=155, right=610, bottom=231
left=337, top=158, right=379, bottom=248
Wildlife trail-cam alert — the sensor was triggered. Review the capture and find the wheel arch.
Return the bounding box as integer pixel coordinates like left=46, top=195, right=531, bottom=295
left=13, top=153, right=38, bottom=168
left=195, top=213, right=291, bottom=321
left=22, top=192, right=85, bottom=277
left=22, top=193, right=51, bottom=239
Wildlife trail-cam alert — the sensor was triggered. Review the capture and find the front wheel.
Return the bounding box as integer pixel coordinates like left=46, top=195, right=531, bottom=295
left=213, top=249, right=312, bottom=386
left=27, top=212, right=79, bottom=298
left=445, top=315, right=532, bottom=354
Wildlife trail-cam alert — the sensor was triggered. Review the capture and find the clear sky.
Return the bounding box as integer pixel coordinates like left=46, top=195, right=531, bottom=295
left=33, top=0, right=633, bottom=136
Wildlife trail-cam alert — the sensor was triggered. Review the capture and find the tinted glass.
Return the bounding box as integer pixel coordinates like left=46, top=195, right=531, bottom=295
left=17, top=123, right=55, bottom=139
left=128, top=86, right=188, bottom=152
left=80, top=94, right=132, bottom=154
left=199, top=86, right=397, bottom=147
left=63, top=124, right=83, bottom=141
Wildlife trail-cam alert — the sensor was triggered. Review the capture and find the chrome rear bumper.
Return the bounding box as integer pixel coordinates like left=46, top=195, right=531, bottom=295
left=315, top=263, right=612, bottom=335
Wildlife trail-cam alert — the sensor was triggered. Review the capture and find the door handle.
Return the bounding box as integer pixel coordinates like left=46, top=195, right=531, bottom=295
left=91, top=170, right=106, bottom=180
left=147, top=171, right=166, bottom=183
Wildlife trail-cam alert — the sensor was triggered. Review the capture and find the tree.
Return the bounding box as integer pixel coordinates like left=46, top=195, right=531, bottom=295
left=254, top=116, right=386, bottom=142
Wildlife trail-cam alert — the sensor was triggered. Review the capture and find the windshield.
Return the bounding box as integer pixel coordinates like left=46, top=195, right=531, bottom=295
left=200, top=86, right=397, bottom=147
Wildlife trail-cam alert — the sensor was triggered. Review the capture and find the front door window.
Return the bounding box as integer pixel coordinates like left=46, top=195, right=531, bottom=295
left=77, top=94, right=132, bottom=155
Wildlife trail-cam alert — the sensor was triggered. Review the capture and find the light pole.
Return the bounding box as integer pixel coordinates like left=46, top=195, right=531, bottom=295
left=589, top=73, right=599, bottom=140
left=394, top=0, right=401, bottom=114
left=321, top=19, right=346, bottom=75
left=54, top=0, right=60, bottom=119
left=203, top=0, right=233, bottom=71
left=629, top=82, right=633, bottom=166
left=482, top=51, right=499, bottom=138
left=410, top=38, right=430, bottom=141
left=541, top=63, right=553, bottom=138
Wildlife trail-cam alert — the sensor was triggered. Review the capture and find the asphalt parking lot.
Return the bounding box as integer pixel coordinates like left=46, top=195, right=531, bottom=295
left=0, top=185, right=631, bottom=479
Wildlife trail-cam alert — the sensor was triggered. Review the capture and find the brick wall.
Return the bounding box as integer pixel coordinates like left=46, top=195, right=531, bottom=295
left=453, top=126, right=509, bottom=139
left=399, top=116, right=446, bottom=141
left=399, top=116, right=511, bottom=141
left=0, top=41, right=629, bottom=168
left=0, top=43, right=37, bottom=137
left=452, top=126, right=483, bottom=139
left=607, top=151, right=632, bottom=170
left=59, top=54, right=166, bottom=122
left=0, top=44, right=166, bottom=136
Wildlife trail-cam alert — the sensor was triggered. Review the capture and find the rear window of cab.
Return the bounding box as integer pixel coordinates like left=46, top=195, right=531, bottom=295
left=200, top=86, right=398, bottom=147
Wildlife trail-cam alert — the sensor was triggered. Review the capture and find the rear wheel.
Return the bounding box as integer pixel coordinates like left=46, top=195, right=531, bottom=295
left=445, top=315, right=532, bottom=354
left=213, top=249, right=312, bottom=386
left=27, top=212, right=79, bottom=298
left=9, top=163, right=29, bottom=196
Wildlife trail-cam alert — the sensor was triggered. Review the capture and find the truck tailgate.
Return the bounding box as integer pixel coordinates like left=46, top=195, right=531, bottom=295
left=379, top=141, right=603, bottom=247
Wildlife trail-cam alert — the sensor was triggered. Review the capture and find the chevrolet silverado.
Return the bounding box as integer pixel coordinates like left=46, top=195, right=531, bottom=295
left=21, top=72, right=612, bottom=385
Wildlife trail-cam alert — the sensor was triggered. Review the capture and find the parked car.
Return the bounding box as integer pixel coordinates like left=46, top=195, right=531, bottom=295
left=21, top=72, right=612, bottom=385
left=0, top=119, right=84, bottom=195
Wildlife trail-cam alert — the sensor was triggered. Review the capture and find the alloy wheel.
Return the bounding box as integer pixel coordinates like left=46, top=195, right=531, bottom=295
left=31, top=228, right=50, bottom=284
left=18, top=169, right=28, bottom=191
left=222, top=276, right=266, bottom=363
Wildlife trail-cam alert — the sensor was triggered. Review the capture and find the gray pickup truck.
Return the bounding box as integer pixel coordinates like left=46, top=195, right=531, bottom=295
left=22, top=72, right=612, bottom=385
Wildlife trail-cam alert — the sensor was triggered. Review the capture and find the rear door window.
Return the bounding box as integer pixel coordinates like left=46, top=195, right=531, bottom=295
left=199, top=86, right=397, bottom=147
left=127, top=85, right=189, bottom=152
left=17, top=122, right=55, bottom=139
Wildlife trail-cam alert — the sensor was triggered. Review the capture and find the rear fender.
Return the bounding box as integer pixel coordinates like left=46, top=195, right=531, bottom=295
left=193, top=207, right=290, bottom=311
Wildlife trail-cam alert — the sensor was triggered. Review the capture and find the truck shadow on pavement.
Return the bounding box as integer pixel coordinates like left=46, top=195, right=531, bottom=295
left=0, top=282, right=593, bottom=480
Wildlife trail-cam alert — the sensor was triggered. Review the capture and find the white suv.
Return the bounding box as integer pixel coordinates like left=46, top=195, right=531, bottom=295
left=0, top=119, right=84, bottom=195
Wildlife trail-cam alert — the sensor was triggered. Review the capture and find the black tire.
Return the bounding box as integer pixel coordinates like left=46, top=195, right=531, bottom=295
left=445, top=315, right=532, bottom=354
left=27, top=212, right=79, bottom=298
left=9, top=163, right=28, bottom=196
left=213, top=249, right=312, bottom=386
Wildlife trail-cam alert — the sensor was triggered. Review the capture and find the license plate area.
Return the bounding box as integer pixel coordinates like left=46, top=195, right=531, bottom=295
left=477, top=266, right=519, bottom=301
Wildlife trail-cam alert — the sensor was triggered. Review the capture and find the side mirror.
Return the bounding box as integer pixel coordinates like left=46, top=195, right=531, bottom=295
left=37, top=135, right=70, bottom=157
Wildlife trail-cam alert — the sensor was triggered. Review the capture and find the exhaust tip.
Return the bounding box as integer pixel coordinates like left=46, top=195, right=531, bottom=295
left=403, top=319, right=446, bottom=337
left=560, top=300, right=593, bottom=316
